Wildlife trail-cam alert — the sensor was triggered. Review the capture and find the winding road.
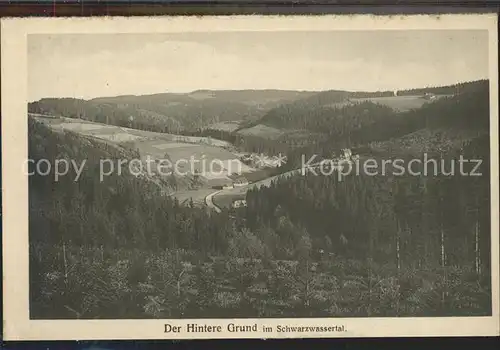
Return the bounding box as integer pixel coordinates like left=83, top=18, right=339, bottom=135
left=205, top=189, right=223, bottom=213
left=203, top=161, right=331, bottom=212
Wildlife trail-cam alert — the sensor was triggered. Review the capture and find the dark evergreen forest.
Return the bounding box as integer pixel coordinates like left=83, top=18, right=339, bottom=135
left=29, top=81, right=492, bottom=319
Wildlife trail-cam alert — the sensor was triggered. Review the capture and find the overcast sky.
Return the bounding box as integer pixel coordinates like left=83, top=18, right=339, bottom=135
left=28, top=30, right=489, bottom=101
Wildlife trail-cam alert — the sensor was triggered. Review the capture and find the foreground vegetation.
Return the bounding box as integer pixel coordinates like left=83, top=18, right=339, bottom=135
left=31, top=244, right=490, bottom=318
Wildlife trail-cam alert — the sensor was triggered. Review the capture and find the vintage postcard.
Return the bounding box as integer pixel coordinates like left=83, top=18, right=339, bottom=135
left=1, top=14, right=499, bottom=340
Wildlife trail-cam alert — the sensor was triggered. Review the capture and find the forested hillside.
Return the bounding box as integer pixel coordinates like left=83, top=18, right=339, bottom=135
left=256, top=80, right=487, bottom=133
left=28, top=82, right=488, bottom=165
left=29, top=105, right=492, bottom=318
left=28, top=81, right=482, bottom=137
left=28, top=90, right=314, bottom=133
left=247, top=134, right=490, bottom=269
left=258, top=100, right=395, bottom=133
left=274, top=80, right=490, bottom=170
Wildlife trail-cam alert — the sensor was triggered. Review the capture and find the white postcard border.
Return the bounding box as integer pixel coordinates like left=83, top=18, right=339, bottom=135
left=2, top=14, right=499, bottom=340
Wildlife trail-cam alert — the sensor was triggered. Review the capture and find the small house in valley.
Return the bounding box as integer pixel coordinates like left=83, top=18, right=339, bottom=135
left=233, top=177, right=249, bottom=187
left=232, top=199, right=247, bottom=208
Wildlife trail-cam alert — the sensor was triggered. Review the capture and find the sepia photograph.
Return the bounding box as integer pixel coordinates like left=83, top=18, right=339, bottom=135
left=1, top=15, right=499, bottom=340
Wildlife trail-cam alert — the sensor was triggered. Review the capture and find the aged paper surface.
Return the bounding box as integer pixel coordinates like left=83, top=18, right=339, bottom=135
left=2, top=14, right=499, bottom=340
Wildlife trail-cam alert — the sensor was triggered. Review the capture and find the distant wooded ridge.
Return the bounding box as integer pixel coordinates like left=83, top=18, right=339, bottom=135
left=28, top=80, right=487, bottom=133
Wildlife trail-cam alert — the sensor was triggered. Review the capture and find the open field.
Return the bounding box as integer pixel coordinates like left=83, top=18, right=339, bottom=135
left=323, top=94, right=453, bottom=112
left=92, top=133, right=145, bottom=143
left=31, top=114, right=260, bottom=203
left=37, top=116, right=234, bottom=147
left=236, top=124, right=284, bottom=139
left=206, top=121, right=242, bottom=132
left=151, top=142, right=199, bottom=150
left=166, top=135, right=232, bottom=148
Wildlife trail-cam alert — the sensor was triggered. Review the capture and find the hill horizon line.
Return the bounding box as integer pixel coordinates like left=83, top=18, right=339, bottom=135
left=30, top=79, right=488, bottom=103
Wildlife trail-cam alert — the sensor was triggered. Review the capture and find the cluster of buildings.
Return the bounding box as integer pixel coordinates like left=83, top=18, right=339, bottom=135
left=222, top=177, right=248, bottom=190
left=333, top=148, right=359, bottom=162
left=213, top=175, right=250, bottom=191
left=220, top=176, right=249, bottom=190
left=238, top=153, right=283, bottom=168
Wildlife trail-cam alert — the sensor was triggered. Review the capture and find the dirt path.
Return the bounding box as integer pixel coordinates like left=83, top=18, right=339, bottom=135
left=205, top=189, right=223, bottom=213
